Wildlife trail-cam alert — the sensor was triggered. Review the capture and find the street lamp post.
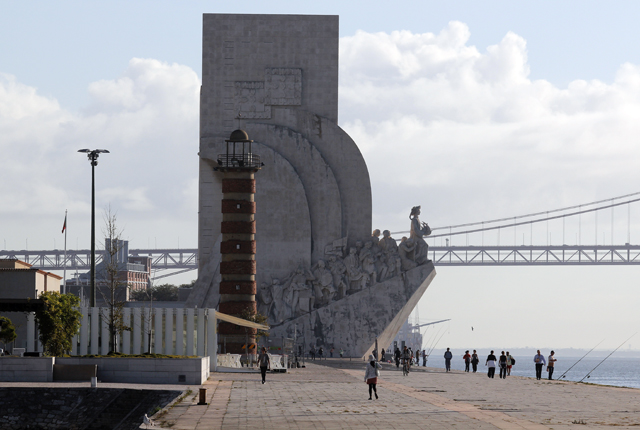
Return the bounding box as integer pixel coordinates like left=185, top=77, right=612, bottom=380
left=78, top=149, right=110, bottom=308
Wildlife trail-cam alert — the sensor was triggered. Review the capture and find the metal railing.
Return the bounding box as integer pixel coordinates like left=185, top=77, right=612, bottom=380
left=216, top=153, right=262, bottom=169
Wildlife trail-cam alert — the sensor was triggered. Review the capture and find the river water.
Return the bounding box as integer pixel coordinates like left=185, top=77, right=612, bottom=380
left=435, top=356, right=640, bottom=389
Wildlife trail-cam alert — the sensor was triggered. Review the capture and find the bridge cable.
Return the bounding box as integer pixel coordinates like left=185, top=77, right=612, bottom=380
left=393, top=190, right=640, bottom=235
left=393, top=195, right=640, bottom=239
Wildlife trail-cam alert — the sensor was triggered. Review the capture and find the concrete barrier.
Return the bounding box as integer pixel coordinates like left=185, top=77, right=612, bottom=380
left=57, top=357, right=209, bottom=385
left=0, top=357, right=54, bottom=382
left=217, top=354, right=242, bottom=368
left=0, top=357, right=209, bottom=385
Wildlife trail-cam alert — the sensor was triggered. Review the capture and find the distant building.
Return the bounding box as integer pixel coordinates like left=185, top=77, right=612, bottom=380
left=65, top=239, right=151, bottom=305
left=388, top=319, right=424, bottom=353
left=0, top=259, right=62, bottom=350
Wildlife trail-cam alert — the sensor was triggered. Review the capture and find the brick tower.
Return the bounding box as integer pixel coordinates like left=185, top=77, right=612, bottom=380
left=216, top=130, right=262, bottom=354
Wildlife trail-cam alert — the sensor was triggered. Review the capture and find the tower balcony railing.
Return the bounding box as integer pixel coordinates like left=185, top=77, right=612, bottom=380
left=216, top=153, right=262, bottom=169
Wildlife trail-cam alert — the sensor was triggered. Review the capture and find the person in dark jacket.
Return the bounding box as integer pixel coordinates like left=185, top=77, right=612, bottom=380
left=258, top=347, right=271, bottom=384
left=444, top=348, right=453, bottom=372
left=471, top=350, right=479, bottom=373
left=499, top=351, right=508, bottom=379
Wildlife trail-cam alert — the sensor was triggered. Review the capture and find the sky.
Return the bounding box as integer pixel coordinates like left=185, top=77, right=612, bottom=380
left=2, top=1, right=640, bottom=352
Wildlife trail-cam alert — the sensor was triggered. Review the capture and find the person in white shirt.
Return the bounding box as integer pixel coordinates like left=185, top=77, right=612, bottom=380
left=485, top=350, right=497, bottom=378
left=533, top=350, right=546, bottom=380
left=364, top=354, right=382, bottom=400
left=547, top=351, right=557, bottom=380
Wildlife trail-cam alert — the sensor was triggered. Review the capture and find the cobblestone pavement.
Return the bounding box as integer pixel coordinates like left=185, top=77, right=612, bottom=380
left=154, top=359, right=640, bottom=429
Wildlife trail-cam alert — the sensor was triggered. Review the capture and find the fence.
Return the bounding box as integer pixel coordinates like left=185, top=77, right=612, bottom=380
left=25, top=307, right=219, bottom=370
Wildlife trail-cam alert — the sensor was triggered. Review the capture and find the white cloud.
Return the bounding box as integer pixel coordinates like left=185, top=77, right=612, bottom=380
left=0, top=59, right=200, bottom=249
left=338, top=22, right=640, bottom=232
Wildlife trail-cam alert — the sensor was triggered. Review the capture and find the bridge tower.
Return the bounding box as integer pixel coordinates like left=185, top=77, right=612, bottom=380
left=215, top=130, right=262, bottom=354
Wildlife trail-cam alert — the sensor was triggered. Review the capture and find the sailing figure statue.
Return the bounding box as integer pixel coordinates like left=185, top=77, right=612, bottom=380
left=409, top=205, right=432, bottom=264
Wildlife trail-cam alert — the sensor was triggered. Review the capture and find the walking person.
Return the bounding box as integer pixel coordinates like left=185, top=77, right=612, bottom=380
left=486, top=350, right=497, bottom=378
left=318, top=347, right=324, bottom=360
left=506, top=351, right=514, bottom=376
left=547, top=351, right=557, bottom=380
left=534, top=350, right=546, bottom=380
left=394, top=347, right=401, bottom=368
left=330, top=348, right=334, bottom=358
left=258, top=347, right=271, bottom=384
left=381, top=348, right=386, bottom=362
left=499, top=351, right=508, bottom=379
left=310, top=346, right=316, bottom=361
left=364, top=354, right=381, bottom=400
left=444, top=348, right=453, bottom=372
left=422, top=349, right=427, bottom=366
left=471, top=350, right=479, bottom=373
left=463, top=350, right=471, bottom=372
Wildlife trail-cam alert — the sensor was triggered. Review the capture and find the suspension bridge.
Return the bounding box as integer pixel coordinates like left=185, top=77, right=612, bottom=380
left=2, top=192, right=640, bottom=278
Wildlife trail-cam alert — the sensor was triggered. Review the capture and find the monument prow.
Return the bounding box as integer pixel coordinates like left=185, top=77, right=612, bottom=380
left=269, top=262, right=436, bottom=358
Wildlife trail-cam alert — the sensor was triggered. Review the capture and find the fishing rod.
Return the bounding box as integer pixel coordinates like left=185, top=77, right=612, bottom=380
left=426, top=327, right=447, bottom=360
left=556, top=339, right=604, bottom=381
left=419, top=319, right=450, bottom=351
left=579, top=333, right=637, bottom=383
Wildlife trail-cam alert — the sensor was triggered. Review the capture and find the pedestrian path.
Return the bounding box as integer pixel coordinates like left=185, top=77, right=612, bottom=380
left=154, top=359, right=640, bottom=429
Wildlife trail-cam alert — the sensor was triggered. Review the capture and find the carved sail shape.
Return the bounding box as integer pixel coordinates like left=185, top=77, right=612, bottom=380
left=269, top=262, right=436, bottom=359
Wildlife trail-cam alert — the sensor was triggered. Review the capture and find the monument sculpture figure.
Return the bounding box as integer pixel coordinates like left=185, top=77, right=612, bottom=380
left=359, top=241, right=377, bottom=285
left=410, top=206, right=432, bottom=264
left=344, top=247, right=367, bottom=292
left=311, top=260, right=335, bottom=307
left=398, top=238, right=418, bottom=271
left=257, top=282, right=273, bottom=319
left=286, top=266, right=314, bottom=315
left=328, top=255, right=348, bottom=299
left=270, top=279, right=287, bottom=323
left=379, top=230, right=398, bottom=253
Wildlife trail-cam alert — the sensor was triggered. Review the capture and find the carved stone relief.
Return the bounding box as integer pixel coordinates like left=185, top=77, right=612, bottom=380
left=256, top=207, right=433, bottom=326
left=234, top=68, right=302, bottom=119
left=264, top=68, right=302, bottom=106
left=234, top=81, right=271, bottom=119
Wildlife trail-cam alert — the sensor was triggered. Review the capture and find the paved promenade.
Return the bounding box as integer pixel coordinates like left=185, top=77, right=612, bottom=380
left=154, top=359, right=640, bottom=429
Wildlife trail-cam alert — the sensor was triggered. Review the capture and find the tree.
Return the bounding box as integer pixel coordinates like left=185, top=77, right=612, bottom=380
left=99, top=207, right=131, bottom=353
left=179, top=279, right=196, bottom=289
left=0, top=316, right=17, bottom=352
left=34, top=292, right=81, bottom=356
left=130, top=284, right=180, bottom=301
left=240, top=308, right=269, bottom=358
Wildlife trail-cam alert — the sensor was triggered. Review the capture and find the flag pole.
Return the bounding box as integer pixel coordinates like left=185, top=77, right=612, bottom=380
left=62, top=210, right=67, bottom=294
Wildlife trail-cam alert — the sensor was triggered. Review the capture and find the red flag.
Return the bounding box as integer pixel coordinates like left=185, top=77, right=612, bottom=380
left=61, top=214, right=67, bottom=234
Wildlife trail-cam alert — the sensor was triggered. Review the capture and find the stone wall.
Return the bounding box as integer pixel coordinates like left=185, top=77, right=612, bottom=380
left=0, top=357, right=209, bottom=385
left=0, top=388, right=180, bottom=429
left=57, top=357, right=209, bottom=385
left=0, top=357, right=53, bottom=382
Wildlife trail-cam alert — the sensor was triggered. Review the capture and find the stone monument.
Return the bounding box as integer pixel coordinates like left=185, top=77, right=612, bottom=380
left=188, top=14, right=436, bottom=358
